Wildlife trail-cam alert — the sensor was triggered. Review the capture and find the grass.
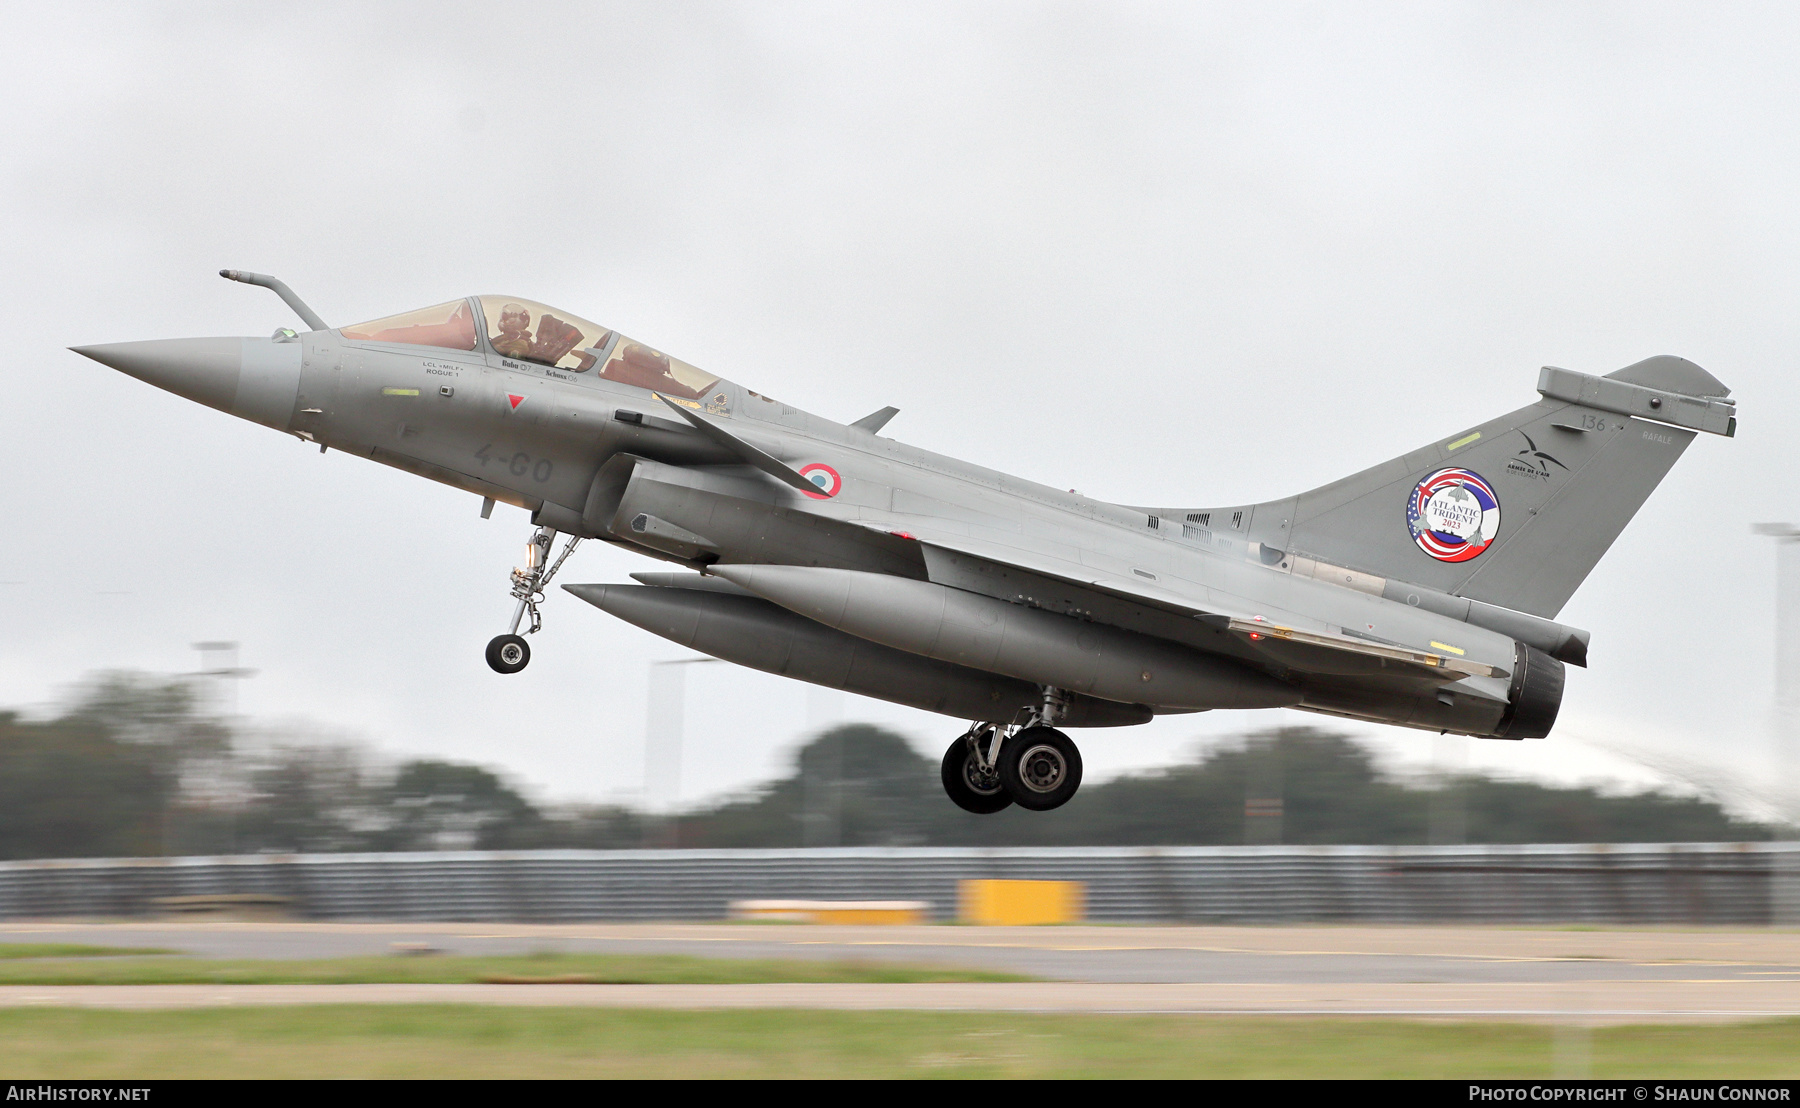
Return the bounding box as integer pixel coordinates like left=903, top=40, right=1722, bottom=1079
left=0, top=951, right=1026, bottom=986
left=0, top=1007, right=1796, bottom=1078
left=0, top=943, right=177, bottom=959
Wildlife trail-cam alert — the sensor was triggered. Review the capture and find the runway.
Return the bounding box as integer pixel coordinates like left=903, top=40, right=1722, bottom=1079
left=3, top=921, right=1798, bottom=1021
left=0, top=980, right=1796, bottom=1022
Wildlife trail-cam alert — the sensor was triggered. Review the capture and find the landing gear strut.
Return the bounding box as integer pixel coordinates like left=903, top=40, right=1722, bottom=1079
left=486, top=525, right=582, bottom=674
left=938, top=688, right=1084, bottom=813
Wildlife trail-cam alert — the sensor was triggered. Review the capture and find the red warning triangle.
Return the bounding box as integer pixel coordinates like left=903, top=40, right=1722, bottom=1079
left=507, top=394, right=525, bottom=410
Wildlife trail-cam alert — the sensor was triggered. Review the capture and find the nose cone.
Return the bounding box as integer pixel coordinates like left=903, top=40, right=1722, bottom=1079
left=72, top=338, right=244, bottom=412
left=72, top=337, right=302, bottom=431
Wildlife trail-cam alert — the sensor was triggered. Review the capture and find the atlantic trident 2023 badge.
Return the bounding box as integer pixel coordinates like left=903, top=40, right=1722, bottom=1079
left=1406, top=468, right=1500, bottom=562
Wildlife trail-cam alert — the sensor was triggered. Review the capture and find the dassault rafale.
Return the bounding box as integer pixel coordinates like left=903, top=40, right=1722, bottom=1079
left=73, top=271, right=1739, bottom=814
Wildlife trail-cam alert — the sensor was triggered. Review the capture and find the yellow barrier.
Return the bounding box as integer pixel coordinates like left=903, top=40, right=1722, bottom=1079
left=728, top=899, right=928, bottom=924
left=957, top=879, right=1085, bottom=925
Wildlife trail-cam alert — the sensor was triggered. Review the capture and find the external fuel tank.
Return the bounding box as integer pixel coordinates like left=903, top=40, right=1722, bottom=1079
left=706, top=564, right=1299, bottom=712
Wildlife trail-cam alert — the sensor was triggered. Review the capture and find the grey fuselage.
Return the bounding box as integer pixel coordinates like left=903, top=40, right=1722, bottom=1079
left=81, top=293, right=1731, bottom=742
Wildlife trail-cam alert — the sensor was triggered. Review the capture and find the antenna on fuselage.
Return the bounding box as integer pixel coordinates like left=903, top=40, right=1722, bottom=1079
left=219, top=270, right=330, bottom=332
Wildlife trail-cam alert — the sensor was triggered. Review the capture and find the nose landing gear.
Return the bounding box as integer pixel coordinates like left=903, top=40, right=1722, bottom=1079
left=486, top=525, right=582, bottom=674
left=938, top=687, right=1083, bottom=813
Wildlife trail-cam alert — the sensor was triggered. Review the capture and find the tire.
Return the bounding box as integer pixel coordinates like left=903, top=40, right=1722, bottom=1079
left=998, top=726, right=1082, bottom=811
left=941, top=736, right=1013, bottom=814
left=486, top=634, right=531, bottom=674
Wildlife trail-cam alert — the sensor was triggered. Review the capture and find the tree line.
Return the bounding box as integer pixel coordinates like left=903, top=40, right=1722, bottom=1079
left=0, top=671, right=1773, bottom=860
left=676, top=721, right=1774, bottom=847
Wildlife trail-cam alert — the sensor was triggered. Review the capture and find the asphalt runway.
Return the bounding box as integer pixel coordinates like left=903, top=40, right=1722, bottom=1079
left=3, top=921, right=1798, bottom=1021
left=0, top=981, right=1795, bottom=1022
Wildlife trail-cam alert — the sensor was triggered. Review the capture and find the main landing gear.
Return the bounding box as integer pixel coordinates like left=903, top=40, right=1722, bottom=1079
left=941, top=688, right=1084, bottom=813
left=486, top=525, right=582, bottom=674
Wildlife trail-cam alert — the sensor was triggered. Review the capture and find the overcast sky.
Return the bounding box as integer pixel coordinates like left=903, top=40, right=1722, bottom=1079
left=3, top=2, right=1797, bottom=814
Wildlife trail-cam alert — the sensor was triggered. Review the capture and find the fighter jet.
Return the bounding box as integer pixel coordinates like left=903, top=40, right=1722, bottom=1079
left=72, top=271, right=1739, bottom=814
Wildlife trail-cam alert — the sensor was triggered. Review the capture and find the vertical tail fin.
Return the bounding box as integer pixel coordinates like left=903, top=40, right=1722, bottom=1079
left=1227, top=356, right=1736, bottom=619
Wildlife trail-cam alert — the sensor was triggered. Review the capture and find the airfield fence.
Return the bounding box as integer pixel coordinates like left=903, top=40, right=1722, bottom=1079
left=1, top=843, right=1798, bottom=924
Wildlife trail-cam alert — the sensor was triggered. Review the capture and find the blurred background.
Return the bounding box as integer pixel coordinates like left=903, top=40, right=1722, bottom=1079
left=0, top=669, right=1775, bottom=860
left=4, top=1, right=1800, bottom=837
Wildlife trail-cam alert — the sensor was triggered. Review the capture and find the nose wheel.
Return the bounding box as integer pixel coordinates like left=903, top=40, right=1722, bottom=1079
left=486, top=634, right=530, bottom=674
left=486, top=525, right=582, bottom=674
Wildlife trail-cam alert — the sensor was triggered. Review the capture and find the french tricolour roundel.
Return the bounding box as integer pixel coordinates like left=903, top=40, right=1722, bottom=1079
left=1406, top=468, right=1500, bottom=563
left=799, top=463, right=842, bottom=499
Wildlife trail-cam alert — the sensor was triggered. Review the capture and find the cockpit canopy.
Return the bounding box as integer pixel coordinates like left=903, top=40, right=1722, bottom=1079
left=479, top=297, right=608, bottom=372
left=340, top=300, right=477, bottom=350
left=339, top=296, right=720, bottom=399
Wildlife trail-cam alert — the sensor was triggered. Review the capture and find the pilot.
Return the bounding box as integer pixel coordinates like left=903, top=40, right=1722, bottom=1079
left=490, top=304, right=534, bottom=359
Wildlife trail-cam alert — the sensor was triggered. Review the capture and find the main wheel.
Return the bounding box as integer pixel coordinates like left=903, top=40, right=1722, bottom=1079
left=998, top=726, right=1082, bottom=811
left=486, top=634, right=530, bottom=674
left=941, top=735, right=1013, bottom=814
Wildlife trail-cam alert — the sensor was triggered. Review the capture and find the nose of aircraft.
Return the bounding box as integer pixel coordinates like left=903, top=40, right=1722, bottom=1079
left=71, top=336, right=303, bottom=431
left=70, top=338, right=245, bottom=411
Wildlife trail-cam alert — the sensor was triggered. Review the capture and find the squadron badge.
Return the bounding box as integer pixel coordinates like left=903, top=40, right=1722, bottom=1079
left=1406, top=468, right=1500, bottom=562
